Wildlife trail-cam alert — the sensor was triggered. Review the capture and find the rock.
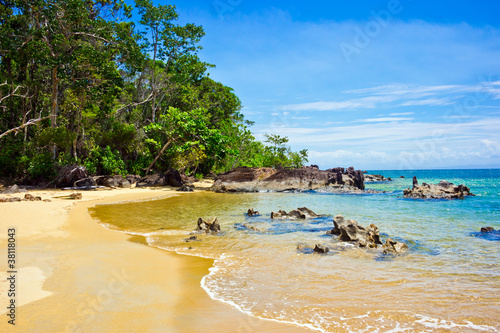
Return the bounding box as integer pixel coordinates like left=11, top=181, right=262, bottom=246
left=125, top=175, right=142, bottom=186
left=271, top=209, right=288, bottom=219
left=481, top=227, right=495, bottom=233
left=177, top=184, right=194, bottom=192
left=197, top=217, right=221, bottom=233
left=43, top=199, right=51, bottom=202
left=382, top=238, right=408, bottom=254
left=247, top=208, right=260, bottom=216
left=139, top=169, right=184, bottom=188
left=23, top=194, right=41, bottom=201
left=1, top=184, right=21, bottom=194
left=211, top=166, right=365, bottom=193
left=164, top=168, right=183, bottom=187
left=313, top=244, right=330, bottom=253
left=412, top=176, right=418, bottom=188
left=400, top=176, right=405, bottom=178
left=69, top=193, right=82, bottom=200
left=364, top=174, right=391, bottom=182
left=0, top=197, right=22, bottom=202
left=271, top=207, right=321, bottom=219
left=328, top=215, right=383, bottom=248
left=56, top=165, right=89, bottom=187
left=74, top=177, right=96, bottom=187
left=184, top=236, right=201, bottom=242
left=404, top=177, right=474, bottom=199
left=243, top=224, right=260, bottom=232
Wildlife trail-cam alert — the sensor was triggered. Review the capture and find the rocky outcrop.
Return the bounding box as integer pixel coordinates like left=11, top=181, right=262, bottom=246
left=327, top=215, right=383, bottom=248
left=271, top=207, right=321, bottom=219
left=211, top=166, right=365, bottom=193
left=365, top=174, right=392, bottom=182
left=403, top=177, right=474, bottom=199
left=197, top=217, right=221, bottom=233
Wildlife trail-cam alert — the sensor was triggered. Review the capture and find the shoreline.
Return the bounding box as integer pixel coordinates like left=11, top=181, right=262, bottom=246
left=0, top=186, right=310, bottom=332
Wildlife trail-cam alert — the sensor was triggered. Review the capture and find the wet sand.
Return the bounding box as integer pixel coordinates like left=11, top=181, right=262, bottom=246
left=0, top=187, right=309, bottom=332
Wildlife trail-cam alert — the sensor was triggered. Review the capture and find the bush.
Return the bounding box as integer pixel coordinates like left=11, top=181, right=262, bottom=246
left=83, top=146, right=126, bottom=175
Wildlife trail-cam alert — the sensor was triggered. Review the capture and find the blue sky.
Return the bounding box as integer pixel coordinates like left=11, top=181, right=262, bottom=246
left=140, top=1, right=500, bottom=170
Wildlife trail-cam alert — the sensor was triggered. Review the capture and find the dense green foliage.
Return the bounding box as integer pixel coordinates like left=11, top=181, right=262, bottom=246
left=0, top=0, right=307, bottom=181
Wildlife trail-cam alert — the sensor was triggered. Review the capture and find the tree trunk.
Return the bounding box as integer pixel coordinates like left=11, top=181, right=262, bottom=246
left=51, top=66, right=59, bottom=159
left=145, top=139, right=173, bottom=175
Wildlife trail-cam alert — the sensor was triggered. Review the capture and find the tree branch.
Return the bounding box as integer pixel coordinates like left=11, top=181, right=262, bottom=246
left=0, top=116, right=51, bottom=140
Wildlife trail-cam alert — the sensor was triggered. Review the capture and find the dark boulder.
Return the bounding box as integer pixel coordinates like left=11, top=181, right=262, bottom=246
left=481, top=227, right=495, bottom=233
left=56, top=165, right=89, bottom=188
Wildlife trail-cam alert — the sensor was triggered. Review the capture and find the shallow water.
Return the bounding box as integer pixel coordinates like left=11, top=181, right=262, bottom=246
left=89, top=169, right=500, bottom=332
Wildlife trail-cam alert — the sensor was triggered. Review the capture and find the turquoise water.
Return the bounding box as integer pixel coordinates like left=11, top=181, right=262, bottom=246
left=90, top=169, right=500, bottom=332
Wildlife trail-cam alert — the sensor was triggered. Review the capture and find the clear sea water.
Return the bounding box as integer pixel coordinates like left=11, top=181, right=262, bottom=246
left=89, top=169, right=500, bottom=332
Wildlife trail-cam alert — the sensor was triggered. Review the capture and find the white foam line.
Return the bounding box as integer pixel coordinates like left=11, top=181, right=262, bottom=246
left=200, top=254, right=326, bottom=333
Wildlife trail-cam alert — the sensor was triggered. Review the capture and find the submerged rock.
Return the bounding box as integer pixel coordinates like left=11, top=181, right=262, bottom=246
left=247, top=208, right=260, bottom=216
left=382, top=238, right=408, bottom=254
left=184, top=236, right=201, bottom=242
left=271, top=207, right=322, bottom=219
left=403, top=177, right=474, bottom=199
left=481, top=227, right=495, bottom=233
left=313, top=244, right=330, bottom=254
left=197, top=217, right=221, bottom=233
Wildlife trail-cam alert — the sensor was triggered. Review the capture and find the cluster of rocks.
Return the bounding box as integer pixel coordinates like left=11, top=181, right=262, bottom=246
left=270, top=207, right=322, bottom=219
left=211, top=166, right=365, bottom=193
left=364, top=174, right=392, bottom=182
left=0, top=193, right=47, bottom=202
left=56, top=165, right=188, bottom=189
left=196, top=217, right=221, bottom=233
left=403, top=176, right=474, bottom=199
left=298, top=215, right=407, bottom=255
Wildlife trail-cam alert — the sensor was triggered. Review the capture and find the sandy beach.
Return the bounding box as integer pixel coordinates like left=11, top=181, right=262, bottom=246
left=0, top=186, right=309, bottom=333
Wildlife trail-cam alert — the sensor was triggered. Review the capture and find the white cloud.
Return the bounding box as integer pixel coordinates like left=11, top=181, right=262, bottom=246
left=361, top=117, right=413, bottom=123
left=389, top=112, right=414, bottom=116
left=399, top=98, right=454, bottom=106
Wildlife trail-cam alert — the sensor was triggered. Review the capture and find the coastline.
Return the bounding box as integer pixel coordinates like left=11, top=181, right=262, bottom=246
left=0, top=186, right=309, bottom=332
